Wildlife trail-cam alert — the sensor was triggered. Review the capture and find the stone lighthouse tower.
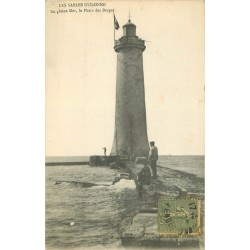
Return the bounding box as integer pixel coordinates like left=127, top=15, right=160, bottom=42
left=110, top=19, right=149, bottom=157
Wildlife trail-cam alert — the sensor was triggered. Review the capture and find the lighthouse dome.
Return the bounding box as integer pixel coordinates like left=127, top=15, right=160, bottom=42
left=123, top=20, right=136, bottom=37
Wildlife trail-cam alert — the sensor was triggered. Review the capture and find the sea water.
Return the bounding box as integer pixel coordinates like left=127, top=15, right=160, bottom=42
left=45, top=155, right=204, bottom=249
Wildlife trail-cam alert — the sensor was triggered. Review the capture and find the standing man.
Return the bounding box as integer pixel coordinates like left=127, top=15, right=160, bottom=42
left=148, top=141, right=158, bottom=179
left=102, top=147, right=107, bottom=157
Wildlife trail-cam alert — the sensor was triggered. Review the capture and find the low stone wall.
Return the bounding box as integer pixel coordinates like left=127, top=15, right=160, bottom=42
left=45, top=161, right=88, bottom=166
left=89, top=155, right=118, bottom=166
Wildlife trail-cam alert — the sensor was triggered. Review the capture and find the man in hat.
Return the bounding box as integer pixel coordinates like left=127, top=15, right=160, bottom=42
left=148, top=141, right=158, bottom=179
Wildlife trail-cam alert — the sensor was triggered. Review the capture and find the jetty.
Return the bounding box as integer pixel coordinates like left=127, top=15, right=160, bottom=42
left=113, top=157, right=205, bottom=249
left=45, top=156, right=89, bottom=166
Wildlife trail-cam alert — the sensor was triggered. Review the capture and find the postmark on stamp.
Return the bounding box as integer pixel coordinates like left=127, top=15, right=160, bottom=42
left=158, top=198, right=202, bottom=236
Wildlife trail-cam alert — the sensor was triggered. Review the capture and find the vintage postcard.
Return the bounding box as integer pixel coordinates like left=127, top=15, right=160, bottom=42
left=46, top=0, right=204, bottom=249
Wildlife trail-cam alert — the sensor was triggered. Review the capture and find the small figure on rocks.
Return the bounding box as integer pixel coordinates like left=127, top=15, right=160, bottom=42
left=102, top=147, right=107, bottom=157
left=137, top=163, right=152, bottom=200
left=148, top=141, right=158, bottom=179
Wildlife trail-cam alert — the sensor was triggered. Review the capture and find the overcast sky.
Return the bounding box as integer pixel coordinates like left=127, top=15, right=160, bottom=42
left=46, top=0, right=204, bottom=156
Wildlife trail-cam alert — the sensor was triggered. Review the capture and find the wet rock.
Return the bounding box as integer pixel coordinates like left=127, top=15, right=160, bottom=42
left=135, top=157, right=148, bottom=165
left=109, top=162, right=119, bottom=169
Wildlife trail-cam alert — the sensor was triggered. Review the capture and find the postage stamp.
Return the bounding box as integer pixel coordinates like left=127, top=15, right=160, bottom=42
left=158, top=198, right=202, bottom=236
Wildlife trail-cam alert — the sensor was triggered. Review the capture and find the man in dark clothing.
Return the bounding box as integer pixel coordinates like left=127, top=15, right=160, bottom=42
left=102, top=147, right=107, bottom=157
left=148, top=141, right=158, bottom=179
left=137, top=164, right=152, bottom=199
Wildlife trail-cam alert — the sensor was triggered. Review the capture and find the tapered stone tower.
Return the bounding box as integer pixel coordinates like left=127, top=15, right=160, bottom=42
left=111, top=19, right=149, bottom=157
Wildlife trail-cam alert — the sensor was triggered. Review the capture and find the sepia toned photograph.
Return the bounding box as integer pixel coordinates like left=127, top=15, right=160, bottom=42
left=45, top=0, right=205, bottom=249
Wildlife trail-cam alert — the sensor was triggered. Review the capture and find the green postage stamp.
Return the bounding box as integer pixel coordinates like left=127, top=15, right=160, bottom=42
left=158, top=199, right=202, bottom=236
